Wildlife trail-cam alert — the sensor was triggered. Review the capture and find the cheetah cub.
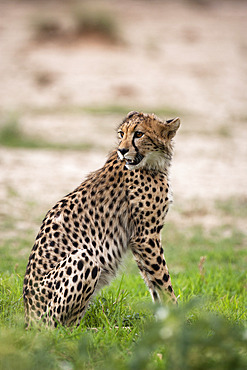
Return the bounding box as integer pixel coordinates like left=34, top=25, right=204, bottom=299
left=23, top=111, right=180, bottom=327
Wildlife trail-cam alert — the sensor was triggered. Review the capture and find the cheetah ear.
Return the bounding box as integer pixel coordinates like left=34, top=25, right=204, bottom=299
left=127, top=111, right=139, bottom=119
left=165, top=117, right=180, bottom=140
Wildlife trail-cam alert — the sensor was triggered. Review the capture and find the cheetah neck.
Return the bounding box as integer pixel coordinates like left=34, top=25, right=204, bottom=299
left=142, top=151, right=172, bottom=174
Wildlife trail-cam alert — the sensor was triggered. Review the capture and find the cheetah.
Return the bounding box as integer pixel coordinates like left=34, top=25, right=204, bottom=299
left=23, top=111, right=180, bottom=328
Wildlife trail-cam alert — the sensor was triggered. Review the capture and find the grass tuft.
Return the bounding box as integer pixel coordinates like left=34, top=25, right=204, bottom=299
left=31, top=7, right=121, bottom=45
left=73, top=7, right=120, bottom=43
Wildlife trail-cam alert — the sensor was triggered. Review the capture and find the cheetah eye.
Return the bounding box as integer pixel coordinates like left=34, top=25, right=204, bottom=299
left=134, top=131, right=144, bottom=139
left=118, top=131, right=124, bottom=139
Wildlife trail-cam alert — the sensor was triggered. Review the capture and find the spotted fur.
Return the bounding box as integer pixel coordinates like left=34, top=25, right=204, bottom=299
left=23, top=111, right=180, bottom=327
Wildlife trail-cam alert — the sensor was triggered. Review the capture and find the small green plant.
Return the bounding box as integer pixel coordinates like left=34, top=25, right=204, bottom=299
left=73, top=7, right=120, bottom=42
left=216, top=124, right=232, bottom=138
left=0, top=115, right=23, bottom=147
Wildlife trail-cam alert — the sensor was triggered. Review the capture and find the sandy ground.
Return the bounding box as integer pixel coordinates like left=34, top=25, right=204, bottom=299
left=0, top=0, right=247, bottom=234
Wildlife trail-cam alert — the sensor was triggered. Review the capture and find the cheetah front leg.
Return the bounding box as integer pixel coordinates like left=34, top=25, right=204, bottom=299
left=130, top=237, right=177, bottom=304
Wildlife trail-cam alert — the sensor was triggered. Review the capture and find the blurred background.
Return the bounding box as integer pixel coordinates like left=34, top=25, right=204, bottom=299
left=0, top=0, right=247, bottom=242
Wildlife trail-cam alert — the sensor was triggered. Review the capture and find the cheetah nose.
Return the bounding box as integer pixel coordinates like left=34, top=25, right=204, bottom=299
left=118, top=148, right=129, bottom=157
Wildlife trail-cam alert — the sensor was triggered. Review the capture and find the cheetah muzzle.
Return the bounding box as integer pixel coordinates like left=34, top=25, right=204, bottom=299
left=23, top=111, right=180, bottom=328
left=123, top=152, right=144, bottom=168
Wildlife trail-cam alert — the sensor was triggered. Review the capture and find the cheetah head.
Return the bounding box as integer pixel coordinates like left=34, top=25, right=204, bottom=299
left=117, top=111, right=180, bottom=171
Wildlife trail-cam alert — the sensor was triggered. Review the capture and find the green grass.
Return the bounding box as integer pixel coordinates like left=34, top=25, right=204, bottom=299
left=216, top=197, right=247, bottom=218
left=0, top=204, right=246, bottom=369
left=0, top=115, right=94, bottom=151
left=2, top=104, right=181, bottom=118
